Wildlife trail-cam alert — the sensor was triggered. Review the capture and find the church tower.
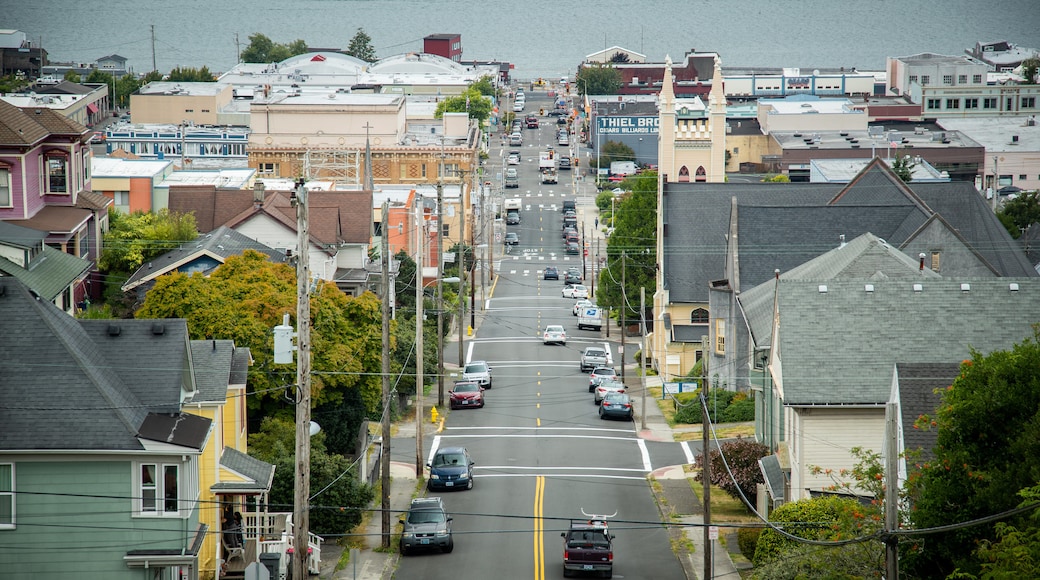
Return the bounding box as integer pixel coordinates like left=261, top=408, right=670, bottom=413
left=657, top=54, right=727, bottom=184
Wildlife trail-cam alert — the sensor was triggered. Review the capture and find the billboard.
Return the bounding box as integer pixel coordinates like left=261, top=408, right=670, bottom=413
left=597, top=116, right=659, bottom=135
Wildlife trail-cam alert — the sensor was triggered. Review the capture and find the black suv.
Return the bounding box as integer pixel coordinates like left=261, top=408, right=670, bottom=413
left=544, top=266, right=560, bottom=280
left=562, top=514, right=615, bottom=578
left=400, top=497, right=453, bottom=555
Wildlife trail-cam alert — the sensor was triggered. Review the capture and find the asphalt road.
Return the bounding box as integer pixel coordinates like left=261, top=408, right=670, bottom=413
left=392, top=91, right=688, bottom=580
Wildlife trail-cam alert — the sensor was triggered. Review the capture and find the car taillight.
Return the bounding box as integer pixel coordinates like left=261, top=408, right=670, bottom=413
left=608, top=552, right=613, bottom=562
left=623, top=404, right=631, bottom=408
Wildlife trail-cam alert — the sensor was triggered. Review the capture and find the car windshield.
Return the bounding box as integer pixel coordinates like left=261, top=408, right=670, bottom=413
left=408, top=510, right=446, bottom=524
left=433, top=452, right=466, bottom=467
left=465, top=363, right=487, bottom=373
left=454, top=383, right=479, bottom=393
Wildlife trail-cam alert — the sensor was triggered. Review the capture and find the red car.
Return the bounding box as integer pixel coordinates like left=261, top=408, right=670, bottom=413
left=449, top=381, right=485, bottom=409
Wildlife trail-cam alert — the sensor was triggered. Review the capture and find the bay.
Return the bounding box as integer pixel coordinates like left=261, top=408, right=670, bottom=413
left=9, top=0, right=1040, bottom=79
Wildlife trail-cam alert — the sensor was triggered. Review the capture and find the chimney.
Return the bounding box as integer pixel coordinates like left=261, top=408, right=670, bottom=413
left=919, top=252, right=926, bottom=271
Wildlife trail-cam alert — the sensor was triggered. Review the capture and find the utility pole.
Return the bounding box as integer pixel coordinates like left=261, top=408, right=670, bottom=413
left=436, top=183, right=445, bottom=407
left=620, top=251, right=626, bottom=383
left=234, top=32, right=241, bottom=64
left=380, top=200, right=391, bottom=549
left=885, top=401, right=900, bottom=579
left=150, top=24, right=157, bottom=73
left=581, top=221, right=588, bottom=287
left=291, top=179, right=312, bottom=580
left=458, top=173, right=467, bottom=369
left=701, top=393, right=713, bottom=580
left=640, top=287, right=647, bottom=431
left=991, top=155, right=999, bottom=212
left=415, top=196, right=425, bottom=478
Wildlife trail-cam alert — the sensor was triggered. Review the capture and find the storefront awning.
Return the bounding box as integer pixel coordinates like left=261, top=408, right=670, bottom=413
left=86, top=103, right=98, bottom=114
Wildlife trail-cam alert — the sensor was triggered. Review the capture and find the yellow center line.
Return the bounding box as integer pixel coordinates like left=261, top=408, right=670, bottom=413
left=533, top=475, right=545, bottom=580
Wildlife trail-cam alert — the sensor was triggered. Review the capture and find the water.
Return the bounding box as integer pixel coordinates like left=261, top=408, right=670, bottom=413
left=8, top=0, right=1040, bottom=79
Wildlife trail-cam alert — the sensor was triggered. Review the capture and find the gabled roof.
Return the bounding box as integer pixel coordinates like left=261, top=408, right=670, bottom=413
left=0, top=221, right=92, bottom=300
left=122, top=225, right=286, bottom=291
left=0, top=99, right=50, bottom=145
left=893, top=362, right=960, bottom=463
left=0, top=278, right=208, bottom=451
left=663, top=159, right=1036, bottom=303
left=212, top=447, right=275, bottom=493
left=774, top=278, right=1040, bottom=405
left=189, top=339, right=238, bottom=403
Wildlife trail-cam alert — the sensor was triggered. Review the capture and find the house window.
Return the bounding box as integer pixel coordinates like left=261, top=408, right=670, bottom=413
left=926, top=98, right=942, bottom=110
left=258, top=162, right=277, bottom=175
left=973, top=74, right=983, bottom=83
left=1023, top=97, right=1036, bottom=108
left=47, top=155, right=68, bottom=194
left=714, top=319, right=725, bottom=355
left=946, top=98, right=960, bottom=109
left=965, top=98, right=979, bottom=109
left=440, top=163, right=459, bottom=179
left=114, top=191, right=130, bottom=206
left=0, top=463, right=12, bottom=527
left=0, top=167, right=10, bottom=207
left=957, top=74, right=967, bottom=84
left=1019, top=174, right=1027, bottom=181
left=139, top=463, right=180, bottom=516
left=421, top=164, right=427, bottom=178
left=908, top=75, right=918, bottom=83
left=441, top=223, right=450, bottom=239
left=930, top=251, right=941, bottom=272
left=943, top=75, right=953, bottom=85
left=984, top=97, right=998, bottom=109
left=920, top=75, right=930, bottom=85
left=690, top=308, right=709, bottom=323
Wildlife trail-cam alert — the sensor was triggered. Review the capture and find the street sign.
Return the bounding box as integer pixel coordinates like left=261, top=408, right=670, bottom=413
left=709, top=526, right=719, bottom=540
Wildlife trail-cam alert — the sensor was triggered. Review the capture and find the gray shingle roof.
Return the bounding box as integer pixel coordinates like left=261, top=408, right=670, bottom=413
left=894, top=362, right=960, bottom=463
left=663, top=160, right=1036, bottom=303
left=0, top=278, right=207, bottom=451
left=188, top=340, right=251, bottom=403
left=0, top=242, right=92, bottom=302
left=775, top=278, right=1040, bottom=405
left=212, top=447, right=275, bottom=493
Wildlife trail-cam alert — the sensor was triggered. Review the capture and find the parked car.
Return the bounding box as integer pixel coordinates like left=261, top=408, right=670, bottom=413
left=547, top=108, right=568, bottom=117
left=449, top=381, right=485, bottom=409
left=580, top=347, right=609, bottom=372
left=563, top=284, right=588, bottom=298
left=462, top=360, right=492, bottom=388
left=594, top=380, right=626, bottom=404
left=588, top=367, right=619, bottom=392
left=543, top=324, right=567, bottom=345
left=543, top=266, right=559, bottom=280
left=572, top=299, right=594, bottom=316
left=600, top=392, right=633, bottom=420
left=505, top=232, right=519, bottom=246
left=427, top=446, right=475, bottom=491
left=565, top=241, right=580, bottom=255
left=400, top=497, right=453, bottom=554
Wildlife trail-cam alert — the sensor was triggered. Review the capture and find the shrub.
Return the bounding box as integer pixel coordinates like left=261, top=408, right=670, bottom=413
left=753, top=495, right=881, bottom=567
left=737, top=526, right=764, bottom=561
left=673, top=391, right=702, bottom=423
left=673, top=388, right=753, bottom=424
left=694, top=437, right=769, bottom=501
left=721, top=398, right=755, bottom=422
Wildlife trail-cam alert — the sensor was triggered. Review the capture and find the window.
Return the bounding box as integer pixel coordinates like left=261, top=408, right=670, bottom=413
left=441, top=163, right=459, bottom=179
left=927, top=98, right=942, bottom=110
left=139, top=463, right=180, bottom=516
left=1023, top=97, right=1036, bottom=108
left=920, top=75, right=930, bottom=85
left=908, top=74, right=918, bottom=83
left=0, top=167, right=10, bottom=207
left=46, top=155, right=68, bottom=194
left=973, top=74, right=983, bottom=83
left=714, top=319, right=725, bottom=355
left=421, top=164, right=427, bottom=178
left=1019, top=174, right=1027, bottom=181
left=946, top=98, right=960, bottom=109
left=943, top=74, right=953, bottom=85
left=965, top=98, right=979, bottom=109
left=258, top=162, right=277, bottom=175
left=441, top=223, right=450, bottom=239
left=984, top=97, right=998, bottom=109
left=114, top=191, right=130, bottom=206
left=690, top=308, right=709, bottom=323
left=184, top=109, right=194, bottom=113
left=0, top=463, right=12, bottom=527
left=957, top=74, right=967, bottom=84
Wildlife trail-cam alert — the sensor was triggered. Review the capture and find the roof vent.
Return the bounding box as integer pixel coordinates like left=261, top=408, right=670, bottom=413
left=151, top=322, right=166, bottom=335
left=864, top=284, right=875, bottom=293
left=107, top=324, right=122, bottom=336
left=1009, top=282, right=1020, bottom=292
left=818, top=284, right=828, bottom=293
left=912, top=283, right=923, bottom=293
left=960, top=283, right=971, bottom=293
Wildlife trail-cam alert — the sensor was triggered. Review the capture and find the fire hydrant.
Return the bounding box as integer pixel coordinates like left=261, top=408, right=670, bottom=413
left=430, top=407, right=439, bottom=424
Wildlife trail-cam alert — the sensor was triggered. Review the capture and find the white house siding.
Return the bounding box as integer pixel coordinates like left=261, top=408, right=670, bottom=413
left=232, top=214, right=337, bottom=281
left=786, top=406, right=885, bottom=502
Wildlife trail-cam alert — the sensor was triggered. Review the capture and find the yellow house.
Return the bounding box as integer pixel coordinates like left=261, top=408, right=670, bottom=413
left=186, top=340, right=274, bottom=580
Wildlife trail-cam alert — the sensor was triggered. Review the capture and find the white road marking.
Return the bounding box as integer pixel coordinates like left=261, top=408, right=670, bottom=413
left=637, top=439, right=652, bottom=472
left=680, top=441, right=696, bottom=465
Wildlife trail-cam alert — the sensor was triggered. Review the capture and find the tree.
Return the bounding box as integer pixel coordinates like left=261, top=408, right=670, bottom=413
left=752, top=495, right=884, bottom=578
left=575, top=63, right=622, bottom=96
left=1020, top=57, right=1039, bottom=84
left=997, top=190, right=1040, bottom=239
left=135, top=251, right=388, bottom=448
left=596, top=172, right=657, bottom=320
left=166, top=66, right=216, bottom=82
left=970, top=485, right=1040, bottom=578
left=694, top=437, right=769, bottom=501
left=99, top=209, right=198, bottom=274
left=248, top=416, right=374, bottom=535
left=593, top=140, right=636, bottom=170
left=470, top=75, right=497, bottom=98
left=904, top=330, right=1040, bottom=578
left=890, top=154, right=917, bottom=182
left=63, top=70, right=81, bottom=83
left=434, top=87, right=493, bottom=123
left=240, top=33, right=307, bottom=63
left=609, top=52, right=631, bottom=64
left=345, top=28, right=377, bottom=62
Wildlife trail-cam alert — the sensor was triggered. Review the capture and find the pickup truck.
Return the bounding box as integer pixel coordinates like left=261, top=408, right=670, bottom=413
left=561, top=513, right=615, bottom=578
left=541, top=168, right=558, bottom=184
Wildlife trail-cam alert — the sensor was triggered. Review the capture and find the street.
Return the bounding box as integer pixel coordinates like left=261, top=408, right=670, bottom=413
left=392, top=88, right=689, bottom=579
